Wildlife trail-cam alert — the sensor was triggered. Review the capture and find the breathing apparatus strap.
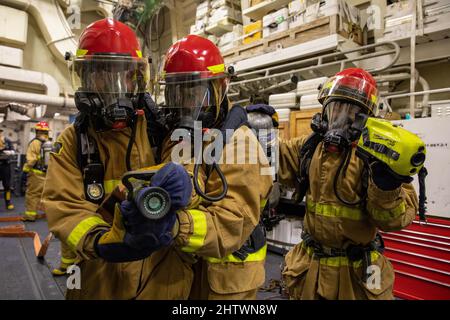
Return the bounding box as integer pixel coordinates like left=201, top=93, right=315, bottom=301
left=75, top=117, right=105, bottom=205
left=296, top=132, right=323, bottom=204
left=27, top=138, right=43, bottom=171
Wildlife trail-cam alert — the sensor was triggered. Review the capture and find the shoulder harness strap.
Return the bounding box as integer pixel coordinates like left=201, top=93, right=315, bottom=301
left=75, top=114, right=105, bottom=204
left=296, top=132, right=323, bottom=203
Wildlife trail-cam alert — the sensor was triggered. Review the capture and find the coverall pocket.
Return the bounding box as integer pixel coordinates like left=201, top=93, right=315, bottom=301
left=358, top=254, right=395, bottom=300
left=207, top=261, right=265, bottom=295
left=138, top=247, right=194, bottom=299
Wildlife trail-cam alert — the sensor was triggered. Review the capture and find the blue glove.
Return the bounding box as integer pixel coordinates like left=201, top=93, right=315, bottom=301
left=150, top=162, right=192, bottom=210
left=94, top=162, right=192, bottom=262
left=121, top=162, right=192, bottom=251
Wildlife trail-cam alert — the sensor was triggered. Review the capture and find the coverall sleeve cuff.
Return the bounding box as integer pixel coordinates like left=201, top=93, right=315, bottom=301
left=368, top=178, right=402, bottom=202
left=77, top=225, right=110, bottom=260
left=173, top=210, right=193, bottom=247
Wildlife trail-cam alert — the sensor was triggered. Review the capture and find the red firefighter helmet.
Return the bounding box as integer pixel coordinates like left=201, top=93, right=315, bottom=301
left=163, top=34, right=227, bottom=79
left=77, top=18, right=142, bottom=58
left=69, top=18, right=149, bottom=130
left=161, top=35, right=230, bottom=129
left=318, top=68, right=378, bottom=115
left=35, top=121, right=49, bottom=132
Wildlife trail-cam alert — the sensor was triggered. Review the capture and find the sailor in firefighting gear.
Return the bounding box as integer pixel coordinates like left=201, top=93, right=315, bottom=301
left=158, top=35, right=273, bottom=300
left=275, top=68, right=419, bottom=299
left=41, top=18, right=171, bottom=296
left=22, top=121, right=51, bottom=221
left=0, top=128, right=15, bottom=210
left=40, top=19, right=265, bottom=300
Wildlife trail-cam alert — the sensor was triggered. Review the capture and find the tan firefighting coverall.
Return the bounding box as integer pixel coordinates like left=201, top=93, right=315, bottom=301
left=159, top=124, right=273, bottom=300
left=42, top=114, right=272, bottom=299
left=278, top=137, right=419, bottom=300
left=23, top=137, right=47, bottom=218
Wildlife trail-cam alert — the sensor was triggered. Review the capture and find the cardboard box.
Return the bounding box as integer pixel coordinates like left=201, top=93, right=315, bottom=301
left=219, top=24, right=243, bottom=46
left=243, top=20, right=262, bottom=45
left=263, top=8, right=289, bottom=38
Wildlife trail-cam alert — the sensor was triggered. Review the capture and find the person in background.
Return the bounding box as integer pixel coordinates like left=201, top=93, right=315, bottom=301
left=22, top=121, right=50, bottom=221
left=0, top=128, right=15, bottom=210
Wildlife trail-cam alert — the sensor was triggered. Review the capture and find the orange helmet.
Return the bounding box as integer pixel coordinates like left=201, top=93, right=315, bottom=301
left=35, top=121, right=49, bottom=132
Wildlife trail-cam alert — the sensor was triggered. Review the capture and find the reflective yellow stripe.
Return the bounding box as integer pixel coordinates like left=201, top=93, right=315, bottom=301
left=260, top=199, right=268, bottom=210
left=104, top=179, right=121, bottom=194
left=31, top=169, right=45, bottom=175
left=207, top=63, right=225, bottom=74
left=5, top=191, right=11, bottom=201
left=67, top=216, right=108, bottom=251
left=25, top=211, right=37, bottom=217
left=61, top=256, right=76, bottom=264
left=302, top=243, right=380, bottom=268
left=76, top=49, right=88, bottom=57
left=23, top=166, right=30, bottom=173
left=369, top=202, right=406, bottom=221
left=206, top=244, right=267, bottom=263
left=181, top=209, right=207, bottom=253
left=307, top=200, right=363, bottom=221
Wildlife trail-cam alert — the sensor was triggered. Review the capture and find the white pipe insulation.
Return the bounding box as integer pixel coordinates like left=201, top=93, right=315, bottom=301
left=0, top=89, right=75, bottom=109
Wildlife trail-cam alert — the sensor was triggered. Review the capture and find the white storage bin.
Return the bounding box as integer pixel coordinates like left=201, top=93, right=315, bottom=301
left=196, top=1, right=210, bottom=19
left=297, top=77, right=327, bottom=95
left=195, top=15, right=209, bottom=30
left=289, top=0, right=307, bottom=15
left=269, top=92, right=297, bottom=109
left=211, top=0, right=241, bottom=9
left=210, top=6, right=242, bottom=24
left=289, top=13, right=306, bottom=28
left=299, top=94, right=321, bottom=109
left=263, top=8, right=289, bottom=38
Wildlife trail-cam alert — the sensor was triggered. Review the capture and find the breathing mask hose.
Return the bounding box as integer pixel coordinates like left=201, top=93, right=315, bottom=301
left=418, top=167, right=428, bottom=222
left=193, top=162, right=228, bottom=202
left=333, top=148, right=366, bottom=206
left=126, top=114, right=138, bottom=171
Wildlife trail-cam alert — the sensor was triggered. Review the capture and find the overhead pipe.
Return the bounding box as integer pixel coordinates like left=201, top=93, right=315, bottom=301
left=376, top=67, right=431, bottom=116
left=0, top=89, right=75, bottom=109
left=233, top=41, right=400, bottom=80
left=383, top=87, right=450, bottom=99
left=230, top=45, right=400, bottom=88
left=384, top=87, right=450, bottom=116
